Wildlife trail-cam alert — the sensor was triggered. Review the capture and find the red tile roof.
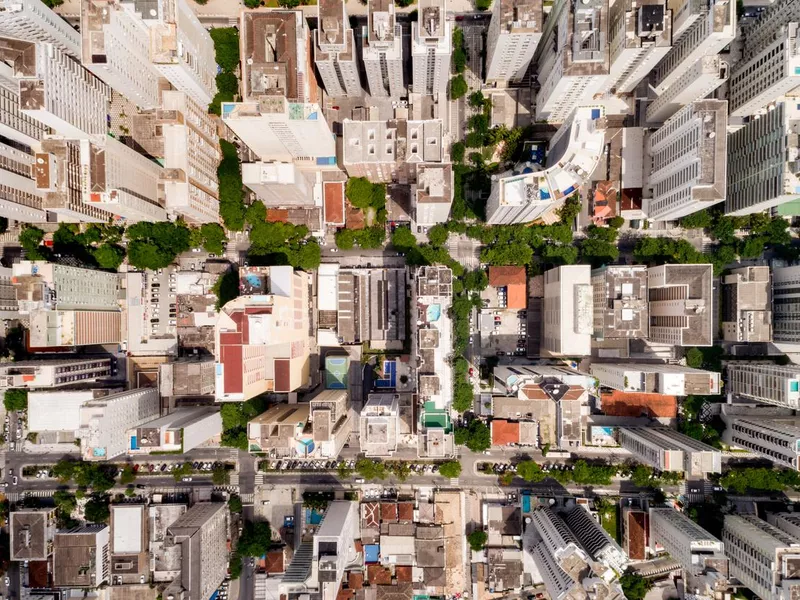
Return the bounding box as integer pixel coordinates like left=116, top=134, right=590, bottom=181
left=368, top=565, right=392, bottom=586
left=345, top=201, right=365, bottom=230
left=274, top=358, right=291, bottom=393
left=266, top=550, right=285, bottom=574
left=221, top=345, right=243, bottom=394
left=601, top=390, right=677, bottom=418
left=381, top=503, right=398, bottom=523
left=395, top=565, right=412, bottom=583
left=348, top=572, right=364, bottom=590
left=362, top=502, right=380, bottom=528
left=266, top=208, right=289, bottom=223
left=488, top=266, right=527, bottom=310
left=626, top=510, right=648, bottom=560
left=397, top=502, right=414, bottom=522
left=491, top=420, right=520, bottom=446
left=324, top=182, right=345, bottom=226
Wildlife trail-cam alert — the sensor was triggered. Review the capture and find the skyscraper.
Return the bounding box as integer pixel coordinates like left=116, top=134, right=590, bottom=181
left=647, top=264, right=714, bottom=346
left=773, top=265, right=800, bottom=347
left=542, top=265, right=593, bottom=357
left=484, top=0, right=542, bottom=85
left=720, top=266, right=772, bottom=342
left=725, top=363, right=800, bottom=408
left=314, top=0, right=361, bottom=97
left=590, top=363, right=720, bottom=395
left=411, top=0, right=451, bottom=97
left=0, top=0, right=81, bottom=59
left=646, top=55, right=727, bottom=123
left=0, top=136, right=48, bottom=223
left=362, top=0, right=404, bottom=98
left=722, top=415, right=800, bottom=469
left=650, top=508, right=726, bottom=576
left=617, top=426, right=721, bottom=475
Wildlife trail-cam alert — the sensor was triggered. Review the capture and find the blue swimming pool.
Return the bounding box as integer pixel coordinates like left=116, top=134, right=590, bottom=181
left=427, top=303, right=441, bottom=322
left=522, top=494, right=531, bottom=513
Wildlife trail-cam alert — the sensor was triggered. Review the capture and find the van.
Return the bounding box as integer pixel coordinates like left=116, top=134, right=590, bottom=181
left=355, top=478, right=365, bottom=484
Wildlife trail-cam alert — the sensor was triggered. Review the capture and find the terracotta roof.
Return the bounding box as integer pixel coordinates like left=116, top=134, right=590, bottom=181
left=621, top=187, right=642, bottom=211
left=324, top=182, right=345, bottom=226
left=274, top=358, right=291, bottom=393
left=266, top=550, right=285, bottom=574
left=491, top=419, right=520, bottom=446
left=520, top=385, right=548, bottom=400
left=362, top=502, right=380, bottom=528
left=488, top=266, right=527, bottom=310
left=345, top=200, right=365, bottom=230
left=266, top=208, right=289, bottom=223
left=395, top=565, right=412, bottom=582
left=381, top=503, right=398, bottom=523
left=562, top=386, right=586, bottom=401
left=368, top=564, right=392, bottom=586
left=397, top=502, right=414, bottom=522
left=626, top=510, right=647, bottom=560
left=348, top=572, right=364, bottom=590
left=337, top=588, right=354, bottom=600
left=601, top=390, right=677, bottom=418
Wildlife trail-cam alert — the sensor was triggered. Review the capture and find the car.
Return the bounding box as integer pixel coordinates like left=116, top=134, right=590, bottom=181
left=192, top=462, right=200, bottom=469
left=355, top=478, right=365, bottom=483
left=182, top=477, right=193, bottom=482
left=8, top=469, right=12, bottom=476
left=136, top=484, right=147, bottom=489
left=4, top=577, right=8, bottom=585
left=11, top=476, right=17, bottom=485
left=330, top=248, right=339, bottom=253
left=160, top=464, right=167, bottom=472
left=169, top=320, right=177, bottom=325
left=689, top=487, right=700, bottom=493
left=469, top=368, right=474, bottom=376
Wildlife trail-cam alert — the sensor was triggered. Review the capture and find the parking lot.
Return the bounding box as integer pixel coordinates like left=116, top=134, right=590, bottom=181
left=145, top=268, right=178, bottom=336
left=478, top=309, right=527, bottom=357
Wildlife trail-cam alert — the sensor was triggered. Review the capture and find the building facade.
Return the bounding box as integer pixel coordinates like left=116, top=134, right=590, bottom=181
left=542, top=265, right=593, bottom=357
left=0, top=358, right=112, bottom=389
left=485, top=0, right=542, bottom=85
left=773, top=265, right=800, bottom=347
left=362, top=0, right=404, bottom=97
left=726, top=363, right=800, bottom=408
left=721, top=266, right=772, bottom=342
left=650, top=508, right=726, bottom=576
left=647, top=263, right=713, bottom=346
left=618, top=426, right=721, bottom=475
left=411, top=0, right=451, bottom=96
left=590, top=363, right=720, bottom=395
left=722, top=415, right=800, bottom=469
left=315, top=0, right=361, bottom=97
left=0, top=0, right=81, bottom=58
left=646, top=54, right=728, bottom=123
left=0, top=136, right=47, bottom=223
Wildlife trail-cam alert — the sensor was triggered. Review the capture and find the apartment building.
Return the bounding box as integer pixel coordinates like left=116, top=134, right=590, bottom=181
left=0, top=358, right=112, bottom=389
left=0, top=136, right=47, bottom=223
left=131, top=90, right=220, bottom=224
left=129, top=407, right=221, bottom=454
left=534, top=0, right=609, bottom=123
left=0, top=37, right=108, bottom=141
left=485, top=0, right=542, bottom=85
left=242, top=162, right=313, bottom=207
left=362, top=0, right=404, bottom=97
left=605, top=0, right=671, bottom=95
left=159, top=359, right=216, bottom=398
left=77, top=388, right=160, bottom=461
left=646, top=54, right=727, bottom=123
left=726, top=103, right=800, bottom=216
left=646, top=100, right=727, bottom=221
left=0, top=84, right=49, bottom=147
left=360, top=394, right=400, bottom=457
left=591, top=265, right=649, bottom=340
left=590, top=363, right=720, bottom=395
left=415, top=163, right=453, bottom=226
left=722, top=415, right=800, bottom=468
left=81, top=0, right=161, bottom=109
left=726, top=363, right=800, bottom=408
left=650, top=508, right=726, bottom=576
left=53, top=525, right=110, bottom=588
left=247, top=403, right=310, bottom=455
left=542, top=265, right=593, bottom=357
left=773, top=265, right=800, bottom=347
left=215, top=267, right=311, bottom=401
left=310, top=389, right=352, bottom=459
left=10, top=508, right=56, bottom=561
left=165, top=503, right=229, bottom=600
left=0, top=0, right=81, bottom=59
left=0, top=266, right=17, bottom=318
left=315, top=0, right=361, bottom=97
left=647, top=263, right=713, bottom=346
left=562, top=504, right=628, bottom=572
left=721, top=266, right=771, bottom=343
left=723, top=515, right=800, bottom=600
left=618, top=426, right=722, bottom=475
left=411, top=0, right=451, bottom=96
left=337, top=267, right=407, bottom=347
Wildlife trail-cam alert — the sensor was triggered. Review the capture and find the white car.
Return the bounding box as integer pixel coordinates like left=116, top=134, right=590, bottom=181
left=330, top=248, right=339, bottom=253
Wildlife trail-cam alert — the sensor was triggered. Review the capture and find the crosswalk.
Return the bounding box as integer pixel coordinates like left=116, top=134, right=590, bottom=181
left=254, top=473, right=267, bottom=485
left=449, top=478, right=460, bottom=487
left=229, top=473, right=240, bottom=485
left=7, top=489, right=54, bottom=503
left=240, top=493, right=254, bottom=505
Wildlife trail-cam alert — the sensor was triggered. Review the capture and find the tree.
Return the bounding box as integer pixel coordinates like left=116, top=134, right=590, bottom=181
left=516, top=460, right=545, bottom=482
left=356, top=458, right=387, bottom=480
left=630, top=465, right=654, bottom=488
left=213, top=466, right=230, bottom=485
left=475, top=0, right=491, bottom=9
left=346, top=177, right=377, bottom=209
left=92, top=244, right=126, bottom=270
left=449, top=75, right=468, bottom=99
left=427, top=224, right=449, bottom=247
left=335, top=229, right=355, bottom=250
left=173, top=463, right=193, bottom=482
left=620, top=573, right=652, bottom=600
left=685, top=347, right=704, bottom=368
left=451, top=141, right=466, bottom=164
left=499, top=472, right=514, bottom=486
left=3, top=389, right=27, bottom=412
left=337, top=462, right=354, bottom=479
left=467, top=529, right=488, bottom=552
left=452, top=28, right=467, bottom=74
left=218, top=140, right=246, bottom=231
left=245, top=200, right=267, bottom=226
left=391, top=226, right=417, bottom=251
left=439, top=461, right=462, bottom=478
left=681, top=210, right=713, bottom=230
left=228, top=495, right=243, bottom=513
left=608, top=216, right=625, bottom=229
left=244, top=0, right=261, bottom=6
left=199, top=223, right=227, bottom=255
left=468, top=91, right=485, bottom=109
left=53, top=459, right=77, bottom=482
left=19, top=226, right=47, bottom=260
left=237, top=521, right=272, bottom=558
left=53, top=490, right=77, bottom=516
left=229, top=555, right=243, bottom=580
left=84, top=495, right=110, bottom=523
left=454, top=420, right=491, bottom=452
left=463, top=269, right=488, bottom=291
left=213, top=269, right=239, bottom=311
left=210, top=28, right=241, bottom=72
left=119, top=465, right=136, bottom=485
left=452, top=381, right=474, bottom=413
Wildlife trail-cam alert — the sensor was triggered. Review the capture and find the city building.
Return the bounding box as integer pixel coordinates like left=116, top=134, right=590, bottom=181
left=241, top=162, right=314, bottom=207
left=726, top=363, right=800, bottom=408
left=488, top=266, right=527, bottom=310
left=0, top=266, right=18, bottom=319
left=282, top=502, right=360, bottom=600
left=10, top=508, right=56, bottom=561
left=769, top=513, right=800, bottom=542
left=159, top=359, right=216, bottom=398
left=109, top=504, right=147, bottom=584
left=542, top=265, right=593, bottom=357
left=723, top=514, right=800, bottom=600
left=646, top=54, right=728, bottom=123
left=0, top=0, right=81, bottom=59
left=0, top=134, right=48, bottom=223
left=360, top=394, right=400, bottom=457
left=486, top=107, right=606, bottom=224
left=618, top=426, right=722, bottom=475
left=0, top=358, right=112, bottom=389
left=485, top=0, right=542, bottom=85
left=562, top=504, right=628, bottom=572
left=336, top=267, right=407, bottom=348
left=591, top=265, right=648, bottom=340
left=721, top=266, right=772, bottom=343
left=128, top=407, right=221, bottom=454
left=149, top=504, right=187, bottom=583
left=314, top=0, right=361, bottom=97
left=27, top=390, right=114, bottom=442
left=310, top=389, right=352, bottom=458
left=650, top=508, right=727, bottom=576
left=0, top=37, right=109, bottom=141
left=534, top=0, right=609, bottom=123
left=773, top=265, right=800, bottom=347
left=726, top=102, right=800, bottom=216
left=247, top=403, right=310, bottom=456
left=647, top=263, right=713, bottom=346
left=605, top=0, right=671, bottom=95
left=164, top=503, right=229, bottom=600
left=81, top=0, right=162, bottom=109
left=362, top=0, right=404, bottom=98
left=131, top=90, right=220, bottom=224
left=590, top=363, right=721, bottom=395
left=52, top=524, right=110, bottom=588
left=77, top=388, right=161, bottom=461
left=415, top=163, right=453, bottom=226
left=411, top=0, right=451, bottom=96
left=722, top=415, right=800, bottom=469
left=645, top=100, right=727, bottom=221
left=214, top=266, right=311, bottom=401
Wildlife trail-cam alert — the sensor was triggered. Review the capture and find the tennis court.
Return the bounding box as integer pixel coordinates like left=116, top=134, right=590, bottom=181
left=325, top=356, right=348, bottom=389
left=374, top=360, right=397, bottom=389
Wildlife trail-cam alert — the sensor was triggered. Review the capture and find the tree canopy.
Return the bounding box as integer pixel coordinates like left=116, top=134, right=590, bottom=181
left=439, top=461, right=462, bottom=478
left=3, top=389, right=27, bottom=412
left=454, top=421, right=491, bottom=452
left=467, top=530, right=488, bottom=552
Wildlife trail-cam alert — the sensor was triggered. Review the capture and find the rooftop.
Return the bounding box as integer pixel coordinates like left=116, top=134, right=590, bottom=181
left=592, top=265, right=649, bottom=339
left=489, top=266, right=527, bottom=310
left=496, top=0, right=542, bottom=32
left=242, top=11, right=303, bottom=101
left=600, top=390, right=677, bottom=418
left=491, top=419, right=520, bottom=445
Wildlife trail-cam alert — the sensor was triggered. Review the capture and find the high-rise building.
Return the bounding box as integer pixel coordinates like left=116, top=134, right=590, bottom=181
left=618, top=426, right=722, bottom=475
left=0, top=266, right=18, bottom=318
left=726, top=363, right=800, bottom=408
left=360, top=394, right=400, bottom=457
left=0, top=358, right=112, bottom=389
left=534, top=0, right=609, bottom=123
left=214, top=266, right=311, bottom=401
left=646, top=54, right=727, bottom=123
left=0, top=85, right=49, bottom=147
left=770, top=513, right=800, bottom=543
left=362, top=0, right=404, bottom=98
left=53, top=525, right=110, bottom=588
left=591, top=265, right=649, bottom=340
left=605, top=0, right=671, bottom=95
left=77, top=388, right=160, bottom=461
left=723, top=515, right=800, bottom=600
left=0, top=0, right=81, bottom=59
left=645, top=99, right=727, bottom=221
left=314, top=0, right=361, bottom=97
left=411, top=0, right=451, bottom=97
left=773, top=265, right=800, bottom=347
left=0, top=37, right=109, bottom=141
left=561, top=504, right=628, bottom=571
left=128, top=407, right=222, bottom=454
left=336, top=267, right=407, bottom=346
left=721, top=266, right=772, bottom=343
left=310, top=389, right=352, bottom=459
left=651, top=0, right=734, bottom=96
left=241, top=162, right=313, bottom=207
left=722, top=415, right=800, bottom=469
left=590, top=362, right=720, bottom=395
left=165, top=503, right=229, bottom=600
left=726, top=103, right=800, bottom=216
left=247, top=403, right=310, bottom=455
left=0, top=136, right=47, bottom=223
left=485, top=0, right=542, bottom=85
left=650, top=508, right=726, bottom=576
left=647, top=264, right=713, bottom=346
left=542, top=265, right=593, bottom=357
left=81, top=0, right=162, bottom=109
left=10, top=508, right=57, bottom=561
left=415, top=163, right=453, bottom=226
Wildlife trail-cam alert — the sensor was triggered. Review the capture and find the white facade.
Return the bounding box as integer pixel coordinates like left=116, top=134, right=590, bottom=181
left=78, top=388, right=160, bottom=461
left=0, top=0, right=81, bottom=59
left=485, top=0, right=542, bottom=85
left=129, top=407, right=222, bottom=454
left=359, top=394, right=400, bottom=457
left=315, top=0, right=361, bottom=97
left=542, top=265, right=592, bottom=357
left=12, top=261, right=120, bottom=312
left=562, top=504, right=628, bottom=572
left=0, top=137, right=47, bottom=223
left=723, top=416, right=800, bottom=469
left=362, top=0, right=404, bottom=98
left=646, top=99, right=727, bottom=221
left=646, top=54, right=728, bottom=123
left=415, top=163, right=453, bottom=226
left=647, top=264, right=714, bottom=346
left=0, top=358, right=112, bottom=389
left=590, top=362, right=720, bottom=395
left=618, top=426, right=722, bottom=475
left=650, top=508, right=725, bottom=575
left=242, top=162, right=313, bottom=207
left=726, top=363, right=800, bottom=409
left=773, top=266, right=800, bottom=348
left=0, top=85, right=49, bottom=147
left=411, top=0, right=451, bottom=97
left=28, top=390, right=100, bottom=432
